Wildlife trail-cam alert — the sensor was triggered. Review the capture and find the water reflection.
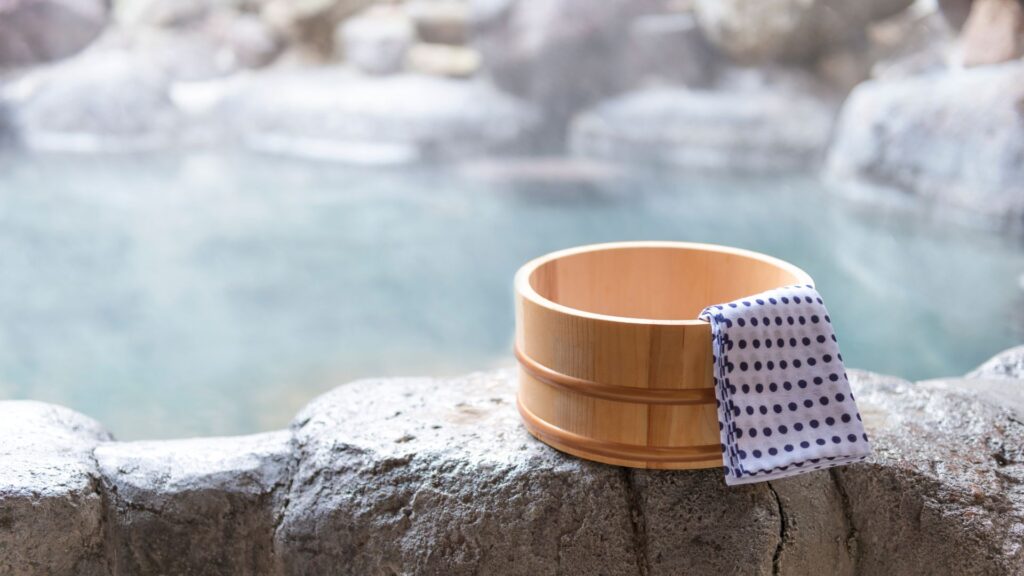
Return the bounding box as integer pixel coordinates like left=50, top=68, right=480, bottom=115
left=0, top=150, right=1020, bottom=438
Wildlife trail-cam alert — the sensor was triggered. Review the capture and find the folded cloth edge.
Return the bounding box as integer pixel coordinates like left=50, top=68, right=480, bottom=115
left=700, top=284, right=871, bottom=486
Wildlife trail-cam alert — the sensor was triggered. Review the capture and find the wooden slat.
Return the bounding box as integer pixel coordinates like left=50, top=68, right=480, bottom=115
left=515, top=241, right=812, bottom=470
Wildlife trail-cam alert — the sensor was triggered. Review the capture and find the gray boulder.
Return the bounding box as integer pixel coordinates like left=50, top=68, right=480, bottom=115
left=94, top=17, right=283, bottom=81
left=826, top=62, right=1024, bottom=233
left=277, top=367, right=1024, bottom=574
left=95, top=432, right=292, bottom=575
left=969, top=345, right=1024, bottom=380
left=277, top=369, right=805, bottom=575
left=3, top=349, right=1024, bottom=574
left=3, top=50, right=180, bottom=152
left=114, top=0, right=210, bottom=29
left=110, top=0, right=285, bottom=72
left=619, top=12, right=717, bottom=89
left=221, top=68, right=538, bottom=163
left=0, top=0, right=108, bottom=67
left=217, top=13, right=285, bottom=69
left=88, top=27, right=232, bottom=82
left=570, top=70, right=836, bottom=171
left=336, top=6, right=415, bottom=75
left=470, top=0, right=660, bottom=135
left=693, top=0, right=915, bottom=64
left=838, top=370, right=1024, bottom=574
left=278, top=370, right=650, bottom=574
left=0, top=401, right=112, bottom=576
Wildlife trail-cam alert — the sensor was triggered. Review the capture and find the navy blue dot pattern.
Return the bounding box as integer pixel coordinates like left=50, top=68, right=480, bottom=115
left=699, top=284, right=871, bottom=486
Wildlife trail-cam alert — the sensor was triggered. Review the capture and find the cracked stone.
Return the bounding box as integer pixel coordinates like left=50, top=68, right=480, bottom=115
left=95, top=431, right=293, bottom=576
left=837, top=370, right=1024, bottom=574
left=1, top=346, right=1024, bottom=574
left=275, top=370, right=642, bottom=575
left=276, top=365, right=1024, bottom=574
left=0, top=401, right=112, bottom=576
left=769, top=471, right=855, bottom=575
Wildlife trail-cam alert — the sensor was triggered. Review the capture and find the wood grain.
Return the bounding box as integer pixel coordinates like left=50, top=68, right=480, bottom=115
left=514, top=241, right=813, bottom=469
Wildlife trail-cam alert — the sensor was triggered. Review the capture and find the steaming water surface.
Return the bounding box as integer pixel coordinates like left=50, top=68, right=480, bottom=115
left=1, top=152, right=1021, bottom=438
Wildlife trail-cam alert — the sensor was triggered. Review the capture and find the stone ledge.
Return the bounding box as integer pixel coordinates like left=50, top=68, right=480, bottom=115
left=1, top=355, right=1023, bottom=575
left=0, top=401, right=112, bottom=576
left=95, top=432, right=292, bottom=575
left=969, top=345, right=1024, bottom=381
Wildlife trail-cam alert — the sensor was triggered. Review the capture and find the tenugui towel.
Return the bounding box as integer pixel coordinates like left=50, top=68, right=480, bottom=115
left=700, top=284, right=871, bottom=485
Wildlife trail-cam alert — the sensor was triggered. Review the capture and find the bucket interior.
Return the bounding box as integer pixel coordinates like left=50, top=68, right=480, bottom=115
left=528, top=246, right=808, bottom=321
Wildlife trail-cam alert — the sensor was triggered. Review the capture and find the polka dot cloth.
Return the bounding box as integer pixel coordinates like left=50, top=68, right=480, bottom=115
left=699, top=284, right=871, bottom=486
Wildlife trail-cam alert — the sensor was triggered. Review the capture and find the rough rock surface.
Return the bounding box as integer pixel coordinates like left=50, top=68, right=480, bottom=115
left=0, top=401, right=112, bottom=576
left=569, top=72, right=836, bottom=171
left=276, top=366, right=1024, bottom=575
left=826, top=61, right=1024, bottom=233
left=277, top=370, right=651, bottom=575
left=95, top=432, right=292, bottom=575
left=693, top=0, right=915, bottom=64
left=3, top=50, right=180, bottom=152
left=970, top=345, right=1024, bottom=380
left=837, top=371, right=1024, bottom=575
left=0, top=0, right=109, bottom=67
left=278, top=369, right=854, bottom=575
left=2, top=348, right=1024, bottom=574
left=220, top=68, right=538, bottom=163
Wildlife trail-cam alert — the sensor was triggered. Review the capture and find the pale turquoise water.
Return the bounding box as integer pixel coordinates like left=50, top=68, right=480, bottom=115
left=0, top=151, right=1021, bottom=439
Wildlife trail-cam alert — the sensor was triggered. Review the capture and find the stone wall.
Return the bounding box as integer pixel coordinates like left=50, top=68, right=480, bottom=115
left=2, top=346, right=1023, bottom=575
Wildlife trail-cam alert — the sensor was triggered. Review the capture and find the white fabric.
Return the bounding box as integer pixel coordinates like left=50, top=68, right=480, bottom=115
left=700, top=284, right=871, bottom=485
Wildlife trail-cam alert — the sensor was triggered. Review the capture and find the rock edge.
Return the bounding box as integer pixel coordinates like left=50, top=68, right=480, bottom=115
left=1, top=352, right=1023, bottom=575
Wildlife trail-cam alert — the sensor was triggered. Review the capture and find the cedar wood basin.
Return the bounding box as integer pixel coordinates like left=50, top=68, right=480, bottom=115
left=514, top=241, right=815, bottom=469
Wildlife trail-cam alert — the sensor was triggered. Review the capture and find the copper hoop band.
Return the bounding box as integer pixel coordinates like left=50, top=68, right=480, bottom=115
left=514, top=344, right=716, bottom=405
left=516, top=395, right=722, bottom=463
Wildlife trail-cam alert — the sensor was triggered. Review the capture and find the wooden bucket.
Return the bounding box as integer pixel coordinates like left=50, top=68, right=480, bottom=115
left=514, top=241, right=813, bottom=469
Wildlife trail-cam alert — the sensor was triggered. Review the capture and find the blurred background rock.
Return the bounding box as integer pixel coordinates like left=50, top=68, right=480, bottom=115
left=2, top=0, right=1021, bottom=231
